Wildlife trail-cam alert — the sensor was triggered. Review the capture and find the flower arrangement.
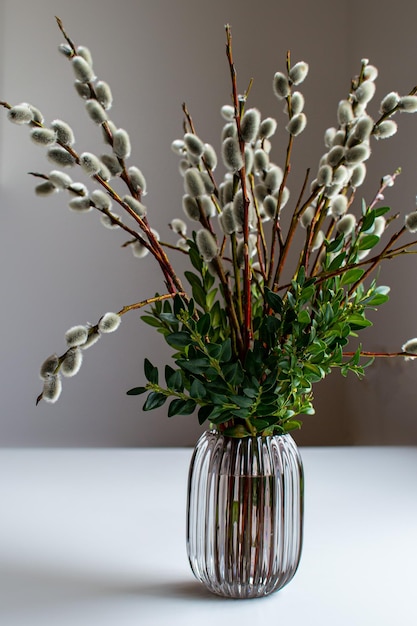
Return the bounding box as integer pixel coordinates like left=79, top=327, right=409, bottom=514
left=3, top=17, right=417, bottom=438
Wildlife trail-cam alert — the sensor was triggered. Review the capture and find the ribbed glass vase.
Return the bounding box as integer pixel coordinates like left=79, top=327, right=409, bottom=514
left=186, top=430, right=304, bottom=599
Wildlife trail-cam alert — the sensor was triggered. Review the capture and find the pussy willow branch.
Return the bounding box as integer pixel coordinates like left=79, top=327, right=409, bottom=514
left=36, top=292, right=184, bottom=405
left=225, top=24, right=253, bottom=354
left=343, top=350, right=410, bottom=358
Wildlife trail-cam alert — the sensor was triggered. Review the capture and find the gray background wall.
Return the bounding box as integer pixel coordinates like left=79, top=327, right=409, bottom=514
left=1, top=0, right=417, bottom=447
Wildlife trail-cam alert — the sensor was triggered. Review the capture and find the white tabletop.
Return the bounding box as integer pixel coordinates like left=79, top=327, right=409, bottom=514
left=1, top=446, right=416, bottom=626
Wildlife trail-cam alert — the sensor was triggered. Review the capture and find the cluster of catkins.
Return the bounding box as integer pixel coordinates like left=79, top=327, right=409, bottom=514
left=170, top=61, right=310, bottom=266
left=7, top=34, right=417, bottom=403
left=39, top=312, right=121, bottom=403
left=169, top=58, right=417, bottom=268
left=6, top=42, right=156, bottom=258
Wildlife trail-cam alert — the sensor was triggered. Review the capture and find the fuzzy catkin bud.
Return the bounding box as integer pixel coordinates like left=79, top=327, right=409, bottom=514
left=7, top=104, right=33, bottom=124
left=182, top=195, right=200, bottom=220
left=61, top=347, right=83, bottom=377
left=202, top=143, right=218, bottom=170
left=40, top=354, right=59, bottom=379
left=337, top=100, right=354, bottom=125
left=65, top=325, right=89, bottom=347
left=74, top=81, right=91, bottom=99
left=42, top=375, right=62, bottom=403
left=291, top=92, right=305, bottom=116
left=170, top=218, right=187, bottom=235
left=123, top=195, right=147, bottom=217
left=350, top=163, right=367, bottom=187
left=68, top=182, right=88, bottom=196
left=128, top=166, right=147, bottom=195
left=405, top=211, right=417, bottom=233
left=98, top=312, right=121, bottom=333
left=95, top=81, right=113, bottom=110
left=113, top=128, right=131, bottom=159
left=221, top=104, right=235, bottom=120
left=380, top=92, right=400, bottom=114
left=196, top=228, right=218, bottom=262
left=85, top=99, right=108, bottom=124
left=100, top=154, right=122, bottom=176
left=68, top=196, right=92, bottom=212
left=77, top=46, right=93, bottom=67
left=199, top=195, right=216, bottom=218
left=355, top=80, right=376, bottom=104
left=259, top=117, right=277, bottom=139
left=47, top=146, right=76, bottom=167
left=240, top=108, right=261, bottom=143
left=289, top=61, right=309, bottom=85
left=402, top=338, right=417, bottom=359
left=286, top=113, right=307, bottom=136
left=218, top=204, right=236, bottom=234
left=183, top=133, right=204, bottom=157
left=48, top=170, right=73, bottom=188
left=352, top=115, right=374, bottom=142
left=345, top=143, right=371, bottom=165
left=222, top=136, right=244, bottom=172
left=263, top=195, right=278, bottom=219
left=264, top=165, right=284, bottom=193
left=91, top=189, right=112, bottom=210
left=131, top=240, right=149, bottom=258
left=398, top=95, right=417, bottom=112
left=373, top=120, right=398, bottom=139
left=30, top=127, right=56, bottom=145
left=51, top=120, right=75, bottom=146
left=301, top=205, right=316, bottom=228
left=337, top=214, right=356, bottom=234
left=317, top=164, right=333, bottom=187
left=35, top=181, right=56, bottom=196
left=273, top=72, right=290, bottom=99
left=183, top=168, right=205, bottom=197
left=58, top=43, right=72, bottom=57
left=330, top=195, right=348, bottom=218
left=98, top=211, right=117, bottom=228
left=72, top=56, right=95, bottom=83
left=80, top=152, right=102, bottom=176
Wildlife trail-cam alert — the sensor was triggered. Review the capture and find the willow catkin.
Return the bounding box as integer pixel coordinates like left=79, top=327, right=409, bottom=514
left=30, top=127, right=57, bottom=145
left=183, top=168, right=205, bottom=197
left=95, top=81, right=113, bottom=110
left=47, top=146, right=76, bottom=167
left=61, top=347, right=83, bottom=377
left=196, top=228, right=218, bottom=262
left=51, top=119, right=75, bottom=145
left=123, top=195, right=147, bottom=217
left=240, top=108, right=261, bottom=143
left=7, top=104, right=33, bottom=124
left=72, top=55, right=95, bottom=83
left=221, top=136, right=243, bottom=172
left=98, top=312, right=121, bottom=333
left=112, top=128, right=131, bottom=158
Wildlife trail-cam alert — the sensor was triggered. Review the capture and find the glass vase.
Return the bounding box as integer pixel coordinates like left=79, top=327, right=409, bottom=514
left=186, top=430, right=304, bottom=599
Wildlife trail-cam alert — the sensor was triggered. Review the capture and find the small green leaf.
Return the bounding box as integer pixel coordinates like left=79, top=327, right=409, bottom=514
left=165, top=331, right=192, bottom=348
left=196, top=313, right=211, bottom=336
left=168, top=398, right=196, bottom=416
left=140, top=315, right=162, bottom=328
left=126, top=386, right=147, bottom=395
left=143, top=392, right=166, bottom=411
left=340, top=268, right=364, bottom=285
left=358, top=234, right=380, bottom=251
left=297, top=309, right=311, bottom=325
left=264, top=288, right=283, bottom=314
left=144, top=358, right=158, bottom=384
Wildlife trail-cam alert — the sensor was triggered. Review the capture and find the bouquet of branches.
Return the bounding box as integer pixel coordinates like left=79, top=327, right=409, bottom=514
left=3, top=17, right=417, bottom=437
